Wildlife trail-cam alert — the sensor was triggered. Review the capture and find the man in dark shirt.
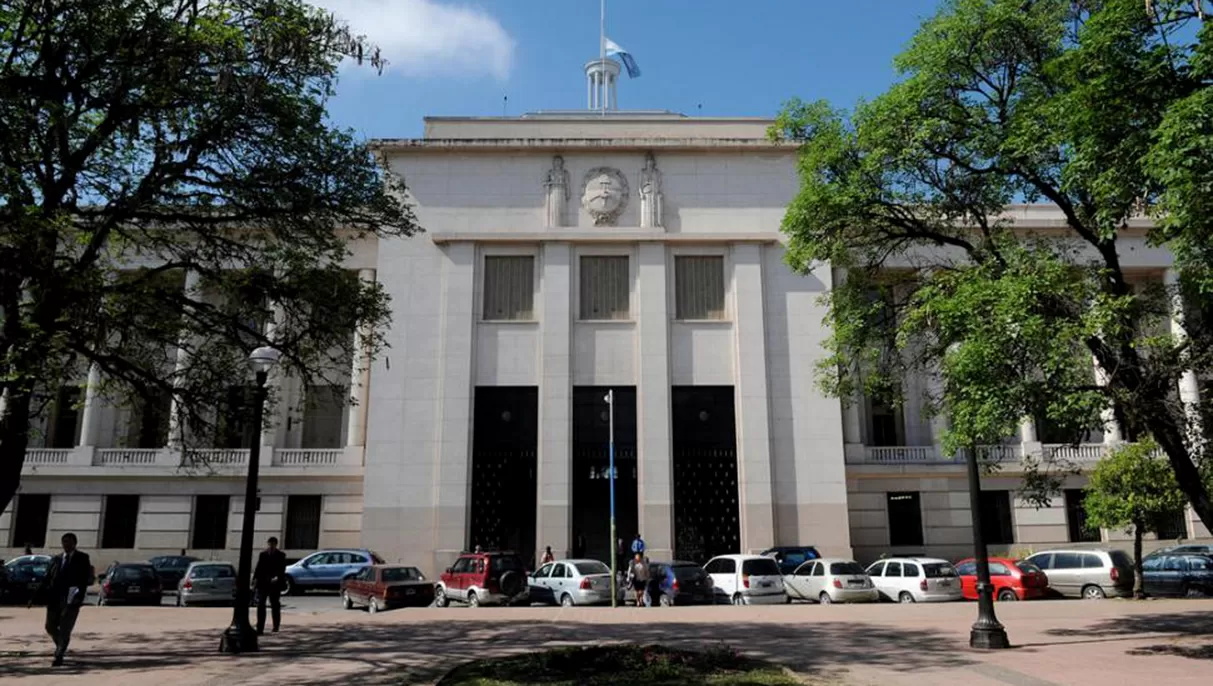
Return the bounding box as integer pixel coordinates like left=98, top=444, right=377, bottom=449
left=252, top=536, right=287, bottom=634
left=36, top=532, right=92, bottom=666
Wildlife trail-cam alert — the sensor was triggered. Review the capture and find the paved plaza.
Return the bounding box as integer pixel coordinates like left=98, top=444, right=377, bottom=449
left=0, top=598, right=1211, bottom=685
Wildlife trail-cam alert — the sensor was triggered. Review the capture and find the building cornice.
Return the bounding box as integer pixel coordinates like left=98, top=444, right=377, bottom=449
left=372, top=138, right=797, bottom=154
left=430, top=231, right=784, bottom=245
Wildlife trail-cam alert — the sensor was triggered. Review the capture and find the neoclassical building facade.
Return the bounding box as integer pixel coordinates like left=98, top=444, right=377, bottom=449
left=5, top=96, right=1209, bottom=573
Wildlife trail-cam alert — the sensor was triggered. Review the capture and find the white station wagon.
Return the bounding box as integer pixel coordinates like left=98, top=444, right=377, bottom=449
left=866, top=557, right=962, bottom=603
left=703, top=554, right=786, bottom=605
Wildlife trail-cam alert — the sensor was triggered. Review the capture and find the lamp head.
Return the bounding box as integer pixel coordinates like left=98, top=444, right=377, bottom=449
left=248, top=346, right=281, bottom=374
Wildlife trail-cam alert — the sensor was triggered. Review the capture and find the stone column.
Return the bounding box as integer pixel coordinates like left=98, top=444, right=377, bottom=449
left=536, top=244, right=572, bottom=560
left=732, top=244, right=776, bottom=553
left=1165, top=269, right=1203, bottom=444
left=168, top=269, right=203, bottom=449
left=636, top=243, right=675, bottom=560
left=346, top=269, right=376, bottom=448
left=76, top=364, right=102, bottom=448
left=927, top=366, right=948, bottom=459
left=1019, top=416, right=1042, bottom=460
left=258, top=302, right=286, bottom=466
left=1094, top=359, right=1123, bottom=445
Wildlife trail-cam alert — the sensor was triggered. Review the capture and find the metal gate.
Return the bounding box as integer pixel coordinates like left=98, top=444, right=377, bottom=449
left=672, top=386, right=739, bottom=563
left=469, top=387, right=537, bottom=563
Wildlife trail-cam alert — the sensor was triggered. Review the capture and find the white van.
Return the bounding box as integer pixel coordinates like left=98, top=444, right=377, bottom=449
left=866, top=557, right=962, bottom=603
left=703, top=554, right=786, bottom=605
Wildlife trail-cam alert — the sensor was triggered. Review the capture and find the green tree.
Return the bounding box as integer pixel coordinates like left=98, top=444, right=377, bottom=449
left=1084, top=440, right=1187, bottom=597
left=771, top=0, right=1213, bottom=528
left=0, top=0, right=417, bottom=515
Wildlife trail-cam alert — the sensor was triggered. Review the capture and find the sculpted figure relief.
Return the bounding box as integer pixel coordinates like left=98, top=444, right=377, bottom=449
left=580, top=167, right=629, bottom=226
left=639, top=153, right=663, bottom=228
left=543, top=155, right=570, bottom=227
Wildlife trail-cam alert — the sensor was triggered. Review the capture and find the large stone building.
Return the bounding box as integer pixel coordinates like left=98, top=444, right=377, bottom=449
left=4, top=61, right=1209, bottom=572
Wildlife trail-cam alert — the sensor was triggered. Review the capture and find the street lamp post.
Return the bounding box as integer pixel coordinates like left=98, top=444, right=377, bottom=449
left=964, top=442, right=1010, bottom=649
left=605, top=389, right=617, bottom=608
left=220, top=345, right=281, bottom=654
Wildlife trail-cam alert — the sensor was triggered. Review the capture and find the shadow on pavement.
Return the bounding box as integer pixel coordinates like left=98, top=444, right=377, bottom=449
left=0, top=618, right=978, bottom=684
left=1043, top=611, right=1213, bottom=639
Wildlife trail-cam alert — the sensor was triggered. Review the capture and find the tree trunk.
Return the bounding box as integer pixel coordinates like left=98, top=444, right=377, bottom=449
left=0, top=389, right=33, bottom=517
left=1132, top=522, right=1145, bottom=599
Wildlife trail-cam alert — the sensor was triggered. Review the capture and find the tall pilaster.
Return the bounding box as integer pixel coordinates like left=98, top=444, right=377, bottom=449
left=77, top=364, right=102, bottom=448
left=536, top=244, right=572, bottom=561
left=168, top=269, right=203, bottom=449
left=1094, top=359, right=1123, bottom=445
left=1166, top=269, right=1203, bottom=446
left=346, top=269, right=376, bottom=449
left=636, top=244, right=674, bottom=560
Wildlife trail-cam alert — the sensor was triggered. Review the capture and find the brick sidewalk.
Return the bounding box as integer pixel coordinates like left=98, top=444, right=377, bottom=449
left=0, top=598, right=1210, bottom=685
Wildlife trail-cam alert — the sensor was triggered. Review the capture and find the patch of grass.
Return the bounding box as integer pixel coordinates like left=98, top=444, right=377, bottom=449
left=435, top=644, right=805, bottom=686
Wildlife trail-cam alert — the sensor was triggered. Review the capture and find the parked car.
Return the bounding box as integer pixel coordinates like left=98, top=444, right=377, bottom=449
left=1146, top=544, right=1213, bottom=560
left=759, top=545, right=822, bottom=576
left=98, top=563, right=163, bottom=606
left=436, top=550, right=529, bottom=607
left=0, top=555, right=53, bottom=605
left=528, top=559, right=613, bottom=607
left=148, top=555, right=199, bottom=591
left=283, top=549, right=385, bottom=595
left=646, top=561, right=715, bottom=606
left=703, top=554, right=786, bottom=605
left=1023, top=549, right=1134, bottom=599
left=785, top=558, right=878, bottom=604
left=341, top=565, right=435, bottom=612
left=866, top=557, right=962, bottom=603
left=175, top=562, right=237, bottom=607
left=1141, top=553, right=1213, bottom=597
left=954, top=557, right=1048, bottom=601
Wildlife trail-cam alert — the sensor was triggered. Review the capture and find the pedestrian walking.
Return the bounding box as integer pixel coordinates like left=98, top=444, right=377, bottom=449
left=631, top=533, right=646, bottom=556
left=34, top=532, right=92, bottom=666
left=628, top=553, right=650, bottom=607
left=252, top=536, right=286, bottom=635
left=540, top=546, right=555, bottom=565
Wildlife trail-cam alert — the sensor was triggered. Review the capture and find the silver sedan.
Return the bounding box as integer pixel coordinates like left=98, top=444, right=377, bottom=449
left=528, top=559, right=614, bottom=606
left=177, top=561, right=237, bottom=606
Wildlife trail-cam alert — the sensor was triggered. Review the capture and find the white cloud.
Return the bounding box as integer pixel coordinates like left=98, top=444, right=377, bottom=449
left=313, top=0, right=515, bottom=80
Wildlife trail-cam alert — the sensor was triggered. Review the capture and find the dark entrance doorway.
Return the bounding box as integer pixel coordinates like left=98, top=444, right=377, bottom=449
left=672, top=386, right=739, bottom=563
left=470, top=387, right=538, bottom=563
left=572, top=387, right=638, bottom=563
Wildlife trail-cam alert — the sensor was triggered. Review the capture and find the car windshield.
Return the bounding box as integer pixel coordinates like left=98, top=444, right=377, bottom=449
left=741, top=558, right=781, bottom=576
left=491, top=556, right=525, bottom=573
left=382, top=567, right=424, bottom=582
left=923, top=563, right=957, bottom=578
left=574, top=561, right=610, bottom=575
left=1016, top=561, right=1043, bottom=574
left=830, top=562, right=866, bottom=576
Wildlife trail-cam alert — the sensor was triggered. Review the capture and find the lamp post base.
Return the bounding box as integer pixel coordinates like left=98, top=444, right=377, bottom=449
left=969, top=623, right=1010, bottom=650
left=219, top=622, right=259, bottom=654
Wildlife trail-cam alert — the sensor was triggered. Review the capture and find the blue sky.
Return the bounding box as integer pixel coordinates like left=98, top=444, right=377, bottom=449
left=317, top=0, right=945, bottom=139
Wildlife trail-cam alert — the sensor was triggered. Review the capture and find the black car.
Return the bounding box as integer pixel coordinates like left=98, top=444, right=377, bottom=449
left=1141, top=553, right=1213, bottom=597
left=0, top=555, right=53, bottom=605
left=759, top=546, right=822, bottom=576
left=98, top=563, right=163, bottom=606
left=148, top=555, right=198, bottom=590
left=646, top=561, right=715, bottom=606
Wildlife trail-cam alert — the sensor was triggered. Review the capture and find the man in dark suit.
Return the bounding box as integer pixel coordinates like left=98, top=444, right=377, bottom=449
left=36, top=532, right=92, bottom=666
left=252, top=536, right=286, bottom=634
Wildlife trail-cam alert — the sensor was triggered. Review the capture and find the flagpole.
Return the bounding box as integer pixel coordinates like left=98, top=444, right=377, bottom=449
left=600, top=0, right=606, bottom=114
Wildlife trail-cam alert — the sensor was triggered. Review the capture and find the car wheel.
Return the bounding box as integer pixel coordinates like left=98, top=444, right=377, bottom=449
left=342, top=591, right=353, bottom=610
left=731, top=593, right=746, bottom=606
left=898, top=591, right=914, bottom=604
left=659, top=593, right=674, bottom=607
left=997, top=589, right=1018, bottom=602
left=282, top=576, right=296, bottom=596
left=369, top=597, right=380, bottom=614
left=560, top=593, right=575, bottom=608
left=467, top=590, right=480, bottom=608
left=434, top=586, right=449, bottom=607
left=819, top=592, right=833, bottom=605
left=1082, top=585, right=1106, bottom=600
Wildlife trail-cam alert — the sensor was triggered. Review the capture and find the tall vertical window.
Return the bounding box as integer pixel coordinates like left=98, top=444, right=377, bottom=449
left=979, top=490, right=1015, bottom=545
left=1064, top=489, right=1099, bottom=542
left=1154, top=509, right=1189, bottom=540
left=674, top=255, right=726, bottom=320
left=482, top=256, right=534, bottom=321
left=48, top=386, right=82, bottom=448
left=868, top=397, right=905, bottom=447
left=101, top=495, right=140, bottom=549
left=886, top=492, right=924, bottom=547
left=11, top=494, right=50, bottom=548
left=284, top=495, right=323, bottom=550
left=217, top=386, right=253, bottom=449
left=191, top=495, right=230, bottom=550
left=579, top=256, right=630, bottom=320
left=303, top=386, right=345, bottom=448
left=129, top=390, right=172, bottom=449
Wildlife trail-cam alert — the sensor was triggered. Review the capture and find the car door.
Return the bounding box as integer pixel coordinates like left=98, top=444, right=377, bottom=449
left=786, top=561, right=815, bottom=600
left=808, top=561, right=827, bottom=598
left=955, top=561, right=977, bottom=599
left=447, top=558, right=471, bottom=600
left=1161, top=555, right=1187, bottom=596
left=884, top=561, right=905, bottom=596
left=549, top=563, right=569, bottom=602
left=1186, top=555, right=1213, bottom=594
left=706, top=558, right=736, bottom=598
left=1140, top=555, right=1165, bottom=595
left=865, top=561, right=887, bottom=599
left=529, top=563, right=553, bottom=604
left=295, top=552, right=326, bottom=586
left=212, top=564, right=236, bottom=601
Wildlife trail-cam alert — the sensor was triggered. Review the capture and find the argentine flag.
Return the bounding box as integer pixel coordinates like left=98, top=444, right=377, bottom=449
left=604, top=37, right=641, bottom=78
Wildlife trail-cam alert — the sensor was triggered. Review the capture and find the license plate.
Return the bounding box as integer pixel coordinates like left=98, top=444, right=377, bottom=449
left=848, top=580, right=863, bottom=586
left=128, top=586, right=141, bottom=593
left=939, top=580, right=952, bottom=587
left=405, top=588, right=416, bottom=595
left=760, top=581, right=772, bottom=588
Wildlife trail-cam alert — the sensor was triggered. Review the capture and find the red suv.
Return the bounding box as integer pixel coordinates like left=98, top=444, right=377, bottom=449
left=955, top=557, right=1049, bottom=601
left=436, top=551, right=529, bottom=607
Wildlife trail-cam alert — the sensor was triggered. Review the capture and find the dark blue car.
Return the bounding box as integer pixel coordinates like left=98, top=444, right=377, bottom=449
left=1141, top=553, right=1213, bottom=597
left=760, top=546, right=821, bottom=576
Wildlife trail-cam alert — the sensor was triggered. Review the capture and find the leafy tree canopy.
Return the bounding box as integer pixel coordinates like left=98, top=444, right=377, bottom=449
left=772, top=0, right=1213, bottom=528
left=0, top=0, right=417, bottom=514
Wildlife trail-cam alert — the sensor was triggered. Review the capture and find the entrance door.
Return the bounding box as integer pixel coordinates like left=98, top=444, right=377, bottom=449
left=469, top=387, right=538, bottom=564
left=572, top=387, right=638, bottom=564
left=672, top=386, right=740, bottom=563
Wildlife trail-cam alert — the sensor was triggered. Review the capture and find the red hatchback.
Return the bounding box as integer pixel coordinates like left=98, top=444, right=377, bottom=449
left=955, top=557, right=1049, bottom=601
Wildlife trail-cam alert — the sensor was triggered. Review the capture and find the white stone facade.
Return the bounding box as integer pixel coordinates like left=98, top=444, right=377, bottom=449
left=6, top=112, right=1208, bottom=572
